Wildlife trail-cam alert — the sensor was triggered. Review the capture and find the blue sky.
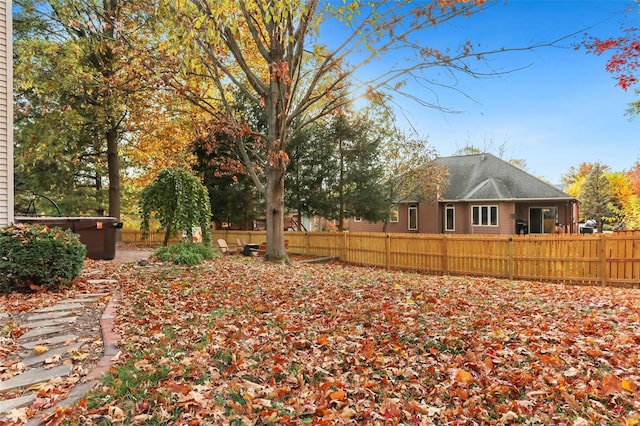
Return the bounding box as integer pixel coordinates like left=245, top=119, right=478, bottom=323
left=336, top=0, right=640, bottom=184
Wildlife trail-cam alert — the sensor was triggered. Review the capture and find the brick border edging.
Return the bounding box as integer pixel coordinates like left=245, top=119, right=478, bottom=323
left=26, top=295, right=121, bottom=426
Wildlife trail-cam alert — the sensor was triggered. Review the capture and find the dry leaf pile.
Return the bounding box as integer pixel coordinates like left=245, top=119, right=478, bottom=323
left=9, top=257, right=640, bottom=424
left=0, top=266, right=121, bottom=424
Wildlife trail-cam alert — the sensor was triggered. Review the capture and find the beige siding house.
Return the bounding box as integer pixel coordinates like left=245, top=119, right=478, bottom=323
left=0, top=0, right=11, bottom=226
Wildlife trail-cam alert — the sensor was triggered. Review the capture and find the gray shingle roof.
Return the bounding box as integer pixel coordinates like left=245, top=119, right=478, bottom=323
left=435, top=153, right=575, bottom=201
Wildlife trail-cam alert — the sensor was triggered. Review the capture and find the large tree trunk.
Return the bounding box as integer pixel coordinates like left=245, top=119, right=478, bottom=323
left=262, top=36, right=289, bottom=261
left=265, top=164, right=287, bottom=261
left=338, top=137, right=345, bottom=232
left=106, top=125, right=120, bottom=233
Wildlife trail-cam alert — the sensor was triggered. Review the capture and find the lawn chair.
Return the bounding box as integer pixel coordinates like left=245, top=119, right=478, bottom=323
left=217, top=239, right=241, bottom=255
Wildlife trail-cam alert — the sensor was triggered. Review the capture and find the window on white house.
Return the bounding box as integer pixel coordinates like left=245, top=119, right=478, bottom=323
left=390, top=205, right=399, bottom=222
left=472, top=205, right=498, bottom=226
left=445, top=204, right=455, bottom=231
left=408, top=205, right=418, bottom=231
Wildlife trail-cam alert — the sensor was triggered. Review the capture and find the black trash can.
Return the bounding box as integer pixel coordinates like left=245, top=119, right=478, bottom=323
left=516, top=219, right=528, bottom=235
left=243, top=243, right=259, bottom=256
left=15, top=216, right=122, bottom=260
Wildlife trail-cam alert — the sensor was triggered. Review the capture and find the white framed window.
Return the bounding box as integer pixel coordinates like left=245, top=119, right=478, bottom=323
left=353, top=216, right=362, bottom=222
left=472, top=205, right=498, bottom=226
left=445, top=203, right=455, bottom=231
left=408, top=204, right=418, bottom=231
left=390, top=205, right=399, bottom=222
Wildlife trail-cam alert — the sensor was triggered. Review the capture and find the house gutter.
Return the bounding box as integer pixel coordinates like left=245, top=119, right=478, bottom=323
left=439, top=197, right=576, bottom=203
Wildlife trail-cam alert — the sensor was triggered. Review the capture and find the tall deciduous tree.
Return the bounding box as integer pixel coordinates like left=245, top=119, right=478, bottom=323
left=605, top=171, right=640, bottom=229
left=124, top=94, right=202, bottom=190
left=382, top=131, right=447, bottom=231
left=14, top=2, right=108, bottom=214
left=153, top=0, right=549, bottom=261
left=578, top=163, right=612, bottom=232
left=14, top=0, right=157, bottom=222
left=628, top=160, right=640, bottom=196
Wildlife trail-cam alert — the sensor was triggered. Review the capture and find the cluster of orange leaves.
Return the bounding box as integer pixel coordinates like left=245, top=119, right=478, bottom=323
left=5, top=257, right=640, bottom=425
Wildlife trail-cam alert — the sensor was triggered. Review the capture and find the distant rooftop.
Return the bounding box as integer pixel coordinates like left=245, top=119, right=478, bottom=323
left=435, top=153, right=575, bottom=202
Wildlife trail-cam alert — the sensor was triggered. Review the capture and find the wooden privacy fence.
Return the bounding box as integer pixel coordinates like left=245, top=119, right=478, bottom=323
left=121, top=229, right=182, bottom=246
left=123, top=229, right=640, bottom=287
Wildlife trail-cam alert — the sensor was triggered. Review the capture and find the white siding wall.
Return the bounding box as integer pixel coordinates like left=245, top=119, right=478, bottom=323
left=0, top=0, right=12, bottom=226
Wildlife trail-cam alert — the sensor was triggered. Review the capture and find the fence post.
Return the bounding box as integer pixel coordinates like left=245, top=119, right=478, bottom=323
left=442, top=235, right=448, bottom=274
left=599, top=233, right=608, bottom=286
left=508, top=236, right=514, bottom=280
left=385, top=234, right=391, bottom=270
left=343, top=232, right=347, bottom=260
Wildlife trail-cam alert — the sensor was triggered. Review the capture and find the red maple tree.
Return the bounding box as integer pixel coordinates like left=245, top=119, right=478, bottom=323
left=583, top=25, right=640, bottom=91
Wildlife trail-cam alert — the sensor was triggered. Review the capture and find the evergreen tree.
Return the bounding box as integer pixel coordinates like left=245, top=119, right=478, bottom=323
left=286, top=123, right=336, bottom=228
left=286, top=108, right=389, bottom=231
left=192, top=94, right=267, bottom=230
left=336, top=114, right=388, bottom=230
left=579, top=163, right=612, bottom=232
left=192, top=147, right=263, bottom=231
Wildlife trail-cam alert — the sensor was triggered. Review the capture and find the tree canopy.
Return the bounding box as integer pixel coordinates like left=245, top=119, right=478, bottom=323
left=13, top=0, right=196, bottom=221
left=14, top=0, right=146, bottom=219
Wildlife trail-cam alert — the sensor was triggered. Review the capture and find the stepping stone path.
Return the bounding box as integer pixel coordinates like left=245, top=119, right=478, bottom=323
left=0, top=279, right=117, bottom=421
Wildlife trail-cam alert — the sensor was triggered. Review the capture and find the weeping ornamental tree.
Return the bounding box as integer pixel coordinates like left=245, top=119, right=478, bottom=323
left=140, top=168, right=212, bottom=246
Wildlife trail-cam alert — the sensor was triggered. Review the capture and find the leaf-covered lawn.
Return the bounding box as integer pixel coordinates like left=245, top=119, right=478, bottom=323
left=62, top=258, right=639, bottom=424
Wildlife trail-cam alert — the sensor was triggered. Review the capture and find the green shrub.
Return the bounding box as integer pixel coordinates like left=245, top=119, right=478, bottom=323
left=0, top=224, right=87, bottom=293
left=173, top=251, right=204, bottom=266
left=153, top=242, right=214, bottom=265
